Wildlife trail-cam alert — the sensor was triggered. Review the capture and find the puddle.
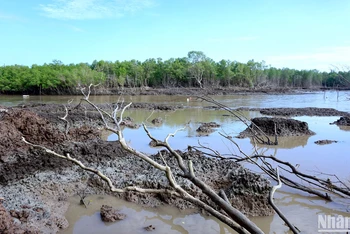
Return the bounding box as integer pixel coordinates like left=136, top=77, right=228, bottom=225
left=58, top=195, right=234, bottom=234
left=59, top=192, right=350, bottom=234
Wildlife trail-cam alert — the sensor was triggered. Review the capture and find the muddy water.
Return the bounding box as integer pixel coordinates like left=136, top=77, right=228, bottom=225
left=58, top=193, right=350, bottom=234
left=2, top=91, right=350, bottom=233
left=1, top=90, right=350, bottom=111
left=59, top=195, right=234, bottom=234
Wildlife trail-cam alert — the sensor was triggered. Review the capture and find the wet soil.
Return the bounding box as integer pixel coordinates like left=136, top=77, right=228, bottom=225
left=68, top=86, right=301, bottom=96
left=100, top=205, right=126, bottom=222
left=196, top=122, right=221, bottom=135
left=235, top=107, right=350, bottom=117
left=258, top=107, right=350, bottom=117
left=314, top=140, right=338, bottom=145
left=0, top=104, right=273, bottom=233
left=331, top=116, right=350, bottom=126
left=238, top=117, right=315, bottom=138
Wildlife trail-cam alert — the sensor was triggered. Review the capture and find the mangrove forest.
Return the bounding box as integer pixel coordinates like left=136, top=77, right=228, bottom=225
left=1, top=51, right=349, bottom=94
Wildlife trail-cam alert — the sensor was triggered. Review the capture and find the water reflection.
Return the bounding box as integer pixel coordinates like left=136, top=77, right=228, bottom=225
left=60, top=192, right=350, bottom=234
left=338, top=125, right=350, bottom=132
left=251, top=135, right=311, bottom=150
left=59, top=195, right=234, bottom=234
left=106, top=112, right=349, bottom=177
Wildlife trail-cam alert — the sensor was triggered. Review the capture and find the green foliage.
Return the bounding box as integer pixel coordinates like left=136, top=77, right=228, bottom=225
left=0, top=52, right=349, bottom=94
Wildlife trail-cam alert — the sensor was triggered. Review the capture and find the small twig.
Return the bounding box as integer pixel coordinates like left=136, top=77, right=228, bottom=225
left=59, top=105, right=70, bottom=136
left=269, top=168, right=300, bottom=234
left=219, top=190, right=230, bottom=204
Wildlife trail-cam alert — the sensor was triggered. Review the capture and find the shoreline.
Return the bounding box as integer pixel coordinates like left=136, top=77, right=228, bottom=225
left=2, top=86, right=350, bottom=97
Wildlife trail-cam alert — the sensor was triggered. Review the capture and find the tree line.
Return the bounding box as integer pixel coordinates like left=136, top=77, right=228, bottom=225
left=1, top=51, right=349, bottom=94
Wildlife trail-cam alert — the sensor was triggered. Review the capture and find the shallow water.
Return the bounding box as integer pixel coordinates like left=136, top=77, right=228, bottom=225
left=1, top=90, right=350, bottom=111
left=67, top=113, right=350, bottom=233
left=58, top=192, right=350, bottom=234
left=59, top=195, right=234, bottom=234
left=2, top=91, right=350, bottom=233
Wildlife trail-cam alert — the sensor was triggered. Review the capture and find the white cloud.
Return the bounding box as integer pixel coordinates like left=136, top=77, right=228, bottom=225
left=266, top=46, right=350, bottom=71
left=39, top=0, right=155, bottom=20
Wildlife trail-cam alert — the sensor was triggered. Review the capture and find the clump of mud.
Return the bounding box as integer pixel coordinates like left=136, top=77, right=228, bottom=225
left=314, top=140, right=338, bottom=145
left=128, top=103, right=182, bottom=111
left=196, top=122, right=221, bottom=135
left=100, top=205, right=126, bottom=222
left=259, top=107, right=349, bottom=117
left=331, top=116, right=350, bottom=126
left=151, top=117, right=163, bottom=125
left=238, top=117, right=315, bottom=138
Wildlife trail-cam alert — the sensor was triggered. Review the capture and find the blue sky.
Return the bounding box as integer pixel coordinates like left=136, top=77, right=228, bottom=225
left=1, top=0, right=350, bottom=71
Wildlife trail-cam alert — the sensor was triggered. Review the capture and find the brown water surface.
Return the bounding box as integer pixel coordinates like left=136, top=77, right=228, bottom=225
left=58, top=193, right=350, bottom=234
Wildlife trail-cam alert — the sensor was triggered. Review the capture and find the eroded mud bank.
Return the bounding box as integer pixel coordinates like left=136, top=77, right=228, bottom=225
left=0, top=104, right=273, bottom=233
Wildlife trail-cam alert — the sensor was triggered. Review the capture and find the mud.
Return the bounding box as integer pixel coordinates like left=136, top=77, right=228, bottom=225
left=314, top=140, right=338, bottom=145
left=0, top=104, right=273, bottom=233
left=0, top=201, right=41, bottom=234
left=82, top=86, right=299, bottom=96
left=0, top=202, right=15, bottom=234
left=234, top=107, right=350, bottom=117
left=100, top=205, right=126, bottom=222
left=151, top=117, right=163, bottom=125
left=196, top=122, right=221, bottom=135
left=331, top=116, right=350, bottom=126
left=259, top=107, right=350, bottom=117
left=238, top=117, right=315, bottom=138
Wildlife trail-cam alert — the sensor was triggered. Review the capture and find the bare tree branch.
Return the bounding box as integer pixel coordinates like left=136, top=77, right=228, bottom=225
left=269, top=168, right=300, bottom=234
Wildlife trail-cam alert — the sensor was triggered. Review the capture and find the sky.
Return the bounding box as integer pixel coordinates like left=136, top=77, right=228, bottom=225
left=1, top=0, right=350, bottom=71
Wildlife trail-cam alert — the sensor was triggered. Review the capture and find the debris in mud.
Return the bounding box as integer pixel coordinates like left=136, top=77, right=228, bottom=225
left=196, top=122, right=221, bottom=135
left=151, top=117, right=163, bottom=125
left=238, top=117, right=315, bottom=138
left=331, top=116, right=350, bottom=126
left=144, top=224, right=156, bottom=231
left=314, top=140, right=338, bottom=145
left=100, top=205, right=126, bottom=222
